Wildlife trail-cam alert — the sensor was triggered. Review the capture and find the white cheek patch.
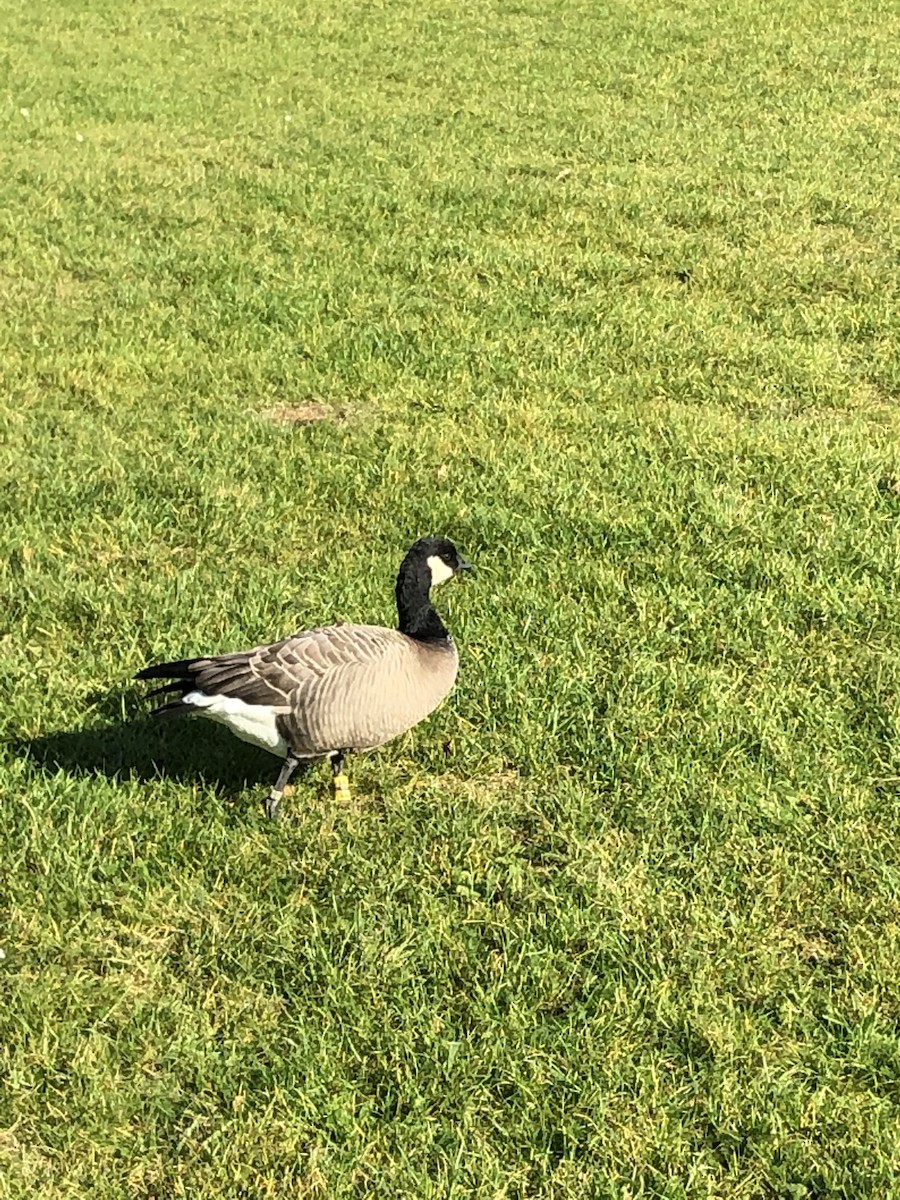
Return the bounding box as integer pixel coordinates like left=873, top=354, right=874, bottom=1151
left=427, top=554, right=455, bottom=586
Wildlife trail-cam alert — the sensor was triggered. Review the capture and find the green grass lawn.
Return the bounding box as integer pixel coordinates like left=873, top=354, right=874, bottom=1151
left=2, top=0, right=900, bottom=1194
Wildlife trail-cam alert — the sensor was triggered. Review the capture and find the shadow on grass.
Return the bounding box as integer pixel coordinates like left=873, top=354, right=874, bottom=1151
left=12, top=692, right=310, bottom=799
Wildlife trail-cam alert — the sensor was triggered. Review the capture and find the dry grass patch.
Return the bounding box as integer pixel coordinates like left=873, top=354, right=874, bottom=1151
left=261, top=401, right=346, bottom=426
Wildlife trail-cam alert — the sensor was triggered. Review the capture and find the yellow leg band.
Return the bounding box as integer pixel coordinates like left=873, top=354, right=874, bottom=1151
left=332, top=772, right=351, bottom=802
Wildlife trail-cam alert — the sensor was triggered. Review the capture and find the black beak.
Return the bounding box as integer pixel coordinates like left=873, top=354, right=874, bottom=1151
left=456, top=557, right=476, bottom=578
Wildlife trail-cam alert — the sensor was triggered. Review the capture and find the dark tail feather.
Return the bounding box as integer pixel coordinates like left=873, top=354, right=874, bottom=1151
left=135, top=658, right=196, bottom=682
left=136, top=659, right=199, bottom=717
left=148, top=699, right=195, bottom=720
left=144, top=679, right=190, bottom=701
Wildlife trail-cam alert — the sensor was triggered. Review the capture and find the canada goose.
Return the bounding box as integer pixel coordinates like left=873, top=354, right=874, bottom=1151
left=135, top=537, right=474, bottom=818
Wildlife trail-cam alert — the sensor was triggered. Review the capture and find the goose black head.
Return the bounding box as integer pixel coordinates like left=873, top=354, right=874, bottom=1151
left=405, top=536, right=475, bottom=588
left=395, top=537, right=475, bottom=639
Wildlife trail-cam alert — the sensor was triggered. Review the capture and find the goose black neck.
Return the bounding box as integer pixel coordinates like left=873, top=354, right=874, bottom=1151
left=395, top=562, right=450, bottom=642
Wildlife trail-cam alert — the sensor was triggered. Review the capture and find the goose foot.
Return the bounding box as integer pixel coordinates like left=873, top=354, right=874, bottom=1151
left=330, top=749, right=351, bottom=802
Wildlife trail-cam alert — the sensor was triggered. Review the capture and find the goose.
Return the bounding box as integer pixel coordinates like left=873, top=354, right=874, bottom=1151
left=135, top=537, right=474, bottom=818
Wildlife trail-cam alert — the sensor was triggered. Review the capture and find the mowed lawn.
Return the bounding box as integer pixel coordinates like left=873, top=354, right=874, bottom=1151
left=2, top=0, right=900, bottom=1195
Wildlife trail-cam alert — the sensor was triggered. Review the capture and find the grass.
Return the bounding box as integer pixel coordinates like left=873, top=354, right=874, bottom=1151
left=2, top=0, right=900, bottom=1194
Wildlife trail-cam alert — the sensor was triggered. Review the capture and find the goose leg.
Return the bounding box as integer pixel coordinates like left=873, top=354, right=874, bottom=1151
left=331, top=750, right=351, bottom=802
left=265, top=751, right=301, bottom=820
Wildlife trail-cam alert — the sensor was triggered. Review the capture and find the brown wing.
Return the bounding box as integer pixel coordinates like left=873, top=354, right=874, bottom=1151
left=188, top=624, right=408, bottom=708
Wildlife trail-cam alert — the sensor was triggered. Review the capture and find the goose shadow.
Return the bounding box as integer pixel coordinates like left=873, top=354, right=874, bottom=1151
left=12, top=690, right=311, bottom=798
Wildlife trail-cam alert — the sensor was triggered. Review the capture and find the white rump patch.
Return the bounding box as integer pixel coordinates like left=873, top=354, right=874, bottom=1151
left=427, top=554, right=454, bottom=587
left=183, top=691, right=288, bottom=757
